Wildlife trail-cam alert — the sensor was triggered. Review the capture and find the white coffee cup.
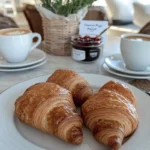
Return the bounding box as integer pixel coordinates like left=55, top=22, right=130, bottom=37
left=121, top=33, right=150, bottom=71
left=0, top=28, right=42, bottom=63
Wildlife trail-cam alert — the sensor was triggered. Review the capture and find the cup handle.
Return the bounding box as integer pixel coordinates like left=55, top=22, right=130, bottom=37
left=30, top=33, right=42, bottom=51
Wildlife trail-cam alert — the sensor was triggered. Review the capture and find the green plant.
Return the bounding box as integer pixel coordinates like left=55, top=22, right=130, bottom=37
left=40, top=0, right=95, bottom=16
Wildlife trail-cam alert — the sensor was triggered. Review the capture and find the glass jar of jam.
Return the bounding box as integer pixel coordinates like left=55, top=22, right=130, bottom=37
left=71, top=35, right=103, bottom=62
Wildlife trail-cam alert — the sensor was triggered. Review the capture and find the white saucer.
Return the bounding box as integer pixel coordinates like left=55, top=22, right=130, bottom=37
left=103, top=63, right=150, bottom=79
left=0, top=49, right=46, bottom=68
left=105, top=54, right=150, bottom=75
left=0, top=59, right=47, bottom=72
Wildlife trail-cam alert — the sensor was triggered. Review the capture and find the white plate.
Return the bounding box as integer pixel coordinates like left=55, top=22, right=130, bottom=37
left=0, top=49, right=46, bottom=68
left=105, top=54, right=150, bottom=75
left=103, top=63, right=150, bottom=79
left=0, top=73, right=149, bottom=150
left=0, top=59, right=47, bottom=72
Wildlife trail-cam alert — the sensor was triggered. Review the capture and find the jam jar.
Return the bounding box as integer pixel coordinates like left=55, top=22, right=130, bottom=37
left=71, top=35, right=103, bottom=62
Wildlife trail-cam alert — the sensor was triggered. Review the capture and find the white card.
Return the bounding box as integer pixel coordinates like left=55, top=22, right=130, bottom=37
left=79, top=20, right=108, bottom=36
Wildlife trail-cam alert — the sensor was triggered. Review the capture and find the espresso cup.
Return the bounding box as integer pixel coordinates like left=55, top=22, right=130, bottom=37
left=120, top=33, right=150, bottom=71
left=0, top=28, right=42, bottom=63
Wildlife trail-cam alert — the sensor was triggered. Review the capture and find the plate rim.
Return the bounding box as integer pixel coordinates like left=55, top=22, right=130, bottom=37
left=103, top=63, right=150, bottom=79
left=0, top=58, right=47, bottom=72
left=105, top=53, right=150, bottom=75
left=0, top=49, right=46, bottom=68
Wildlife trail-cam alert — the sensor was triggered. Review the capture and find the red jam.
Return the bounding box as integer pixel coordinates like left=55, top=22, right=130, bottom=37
left=74, top=35, right=102, bottom=46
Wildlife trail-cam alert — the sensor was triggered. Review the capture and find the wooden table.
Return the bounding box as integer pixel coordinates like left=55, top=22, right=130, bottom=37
left=0, top=35, right=130, bottom=93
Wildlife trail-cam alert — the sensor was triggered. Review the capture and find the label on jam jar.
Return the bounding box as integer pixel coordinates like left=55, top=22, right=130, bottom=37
left=72, top=48, right=85, bottom=61
left=90, top=52, right=98, bottom=58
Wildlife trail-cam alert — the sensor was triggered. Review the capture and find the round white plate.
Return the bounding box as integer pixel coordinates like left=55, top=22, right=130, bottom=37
left=0, top=49, right=46, bottom=68
left=103, top=63, right=150, bottom=79
left=0, top=73, right=149, bottom=150
left=0, top=59, right=47, bottom=72
left=105, top=54, right=150, bottom=75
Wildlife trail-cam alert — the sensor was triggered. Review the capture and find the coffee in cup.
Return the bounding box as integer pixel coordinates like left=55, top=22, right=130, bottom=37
left=121, top=33, right=150, bottom=71
left=0, top=28, right=30, bottom=36
left=0, top=28, right=42, bottom=63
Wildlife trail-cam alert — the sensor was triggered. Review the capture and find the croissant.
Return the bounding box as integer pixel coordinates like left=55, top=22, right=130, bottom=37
left=47, top=69, right=93, bottom=106
left=100, top=81, right=137, bottom=106
left=81, top=81, right=138, bottom=150
left=15, top=82, right=83, bottom=144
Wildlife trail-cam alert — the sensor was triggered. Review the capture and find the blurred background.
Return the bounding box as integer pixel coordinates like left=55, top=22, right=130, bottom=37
left=0, top=0, right=150, bottom=37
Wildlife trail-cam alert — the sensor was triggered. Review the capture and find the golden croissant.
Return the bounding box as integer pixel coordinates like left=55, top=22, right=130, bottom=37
left=82, top=81, right=138, bottom=150
left=15, top=82, right=83, bottom=144
left=47, top=69, right=93, bottom=106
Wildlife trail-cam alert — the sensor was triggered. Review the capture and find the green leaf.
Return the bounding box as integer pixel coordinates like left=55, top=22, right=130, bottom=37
left=40, top=0, right=96, bottom=16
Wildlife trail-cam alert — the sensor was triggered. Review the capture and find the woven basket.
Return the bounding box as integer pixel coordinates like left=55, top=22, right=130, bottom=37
left=42, top=18, right=79, bottom=56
